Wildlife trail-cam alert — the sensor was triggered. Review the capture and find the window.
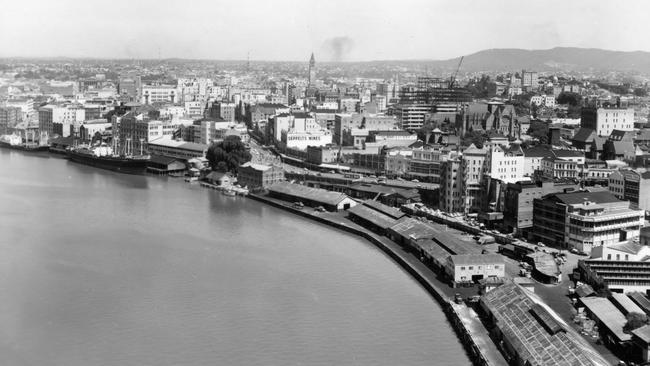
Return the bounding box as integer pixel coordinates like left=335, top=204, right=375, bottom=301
left=468, top=266, right=474, bottom=270
left=460, top=266, right=465, bottom=271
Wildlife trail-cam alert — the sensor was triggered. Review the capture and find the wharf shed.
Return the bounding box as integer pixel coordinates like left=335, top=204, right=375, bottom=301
left=629, top=292, right=650, bottom=316
left=147, top=155, right=186, bottom=175
left=610, top=292, right=645, bottom=316
left=481, top=281, right=610, bottom=366
left=268, top=182, right=357, bottom=211
left=361, top=199, right=406, bottom=219
left=347, top=204, right=397, bottom=234
left=387, top=217, right=439, bottom=246
left=579, top=297, right=631, bottom=344
left=411, top=238, right=450, bottom=271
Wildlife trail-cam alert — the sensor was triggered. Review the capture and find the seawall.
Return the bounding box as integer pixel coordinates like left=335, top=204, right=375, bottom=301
left=248, top=193, right=505, bottom=366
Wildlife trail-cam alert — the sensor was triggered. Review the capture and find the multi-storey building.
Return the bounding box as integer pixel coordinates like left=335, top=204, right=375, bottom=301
left=581, top=107, right=634, bottom=137
left=521, top=70, right=538, bottom=90
left=461, top=144, right=488, bottom=213
left=533, top=190, right=644, bottom=253
left=237, top=162, right=285, bottom=190
left=0, top=106, right=20, bottom=134
left=503, top=181, right=579, bottom=237
left=487, top=144, right=525, bottom=183
left=608, top=170, right=650, bottom=212
left=141, top=84, right=177, bottom=104
left=440, top=153, right=463, bottom=212
left=394, top=104, right=431, bottom=131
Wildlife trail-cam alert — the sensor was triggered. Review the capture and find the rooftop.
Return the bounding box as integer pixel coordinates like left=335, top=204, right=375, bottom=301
left=449, top=254, right=504, bottom=266
left=268, top=182, right=350, bottom=206
left=482, top=282, right=609, bottom=366
left=148, top=138, right=208, bottom=152
left=552, top=190, right=621, bottom=205
left=610, top=292, right=645, bottom=315
left=347, top=204, right=397, bottom=230
left=580, top=297, right=631, bottom=342
left=361, top=200, right=406, bottom=220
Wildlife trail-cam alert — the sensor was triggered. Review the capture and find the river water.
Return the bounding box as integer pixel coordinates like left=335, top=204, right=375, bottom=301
left=0, top=149, right=470, bottom=366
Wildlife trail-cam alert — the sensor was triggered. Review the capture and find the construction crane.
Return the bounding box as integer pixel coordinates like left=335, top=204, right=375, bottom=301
left=449, top=56, right=464, bottom=89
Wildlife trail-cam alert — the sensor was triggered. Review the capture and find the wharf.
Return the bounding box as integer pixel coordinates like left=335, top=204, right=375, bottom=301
left=249, top=193, right=507, bottom=366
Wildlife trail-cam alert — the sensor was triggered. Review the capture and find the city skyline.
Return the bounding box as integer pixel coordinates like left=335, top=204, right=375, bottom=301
left=1, top=0, right=650, bottom=61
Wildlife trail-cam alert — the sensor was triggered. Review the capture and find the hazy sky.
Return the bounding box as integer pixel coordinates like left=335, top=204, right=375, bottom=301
left=1, top=0, right=649, bottom=61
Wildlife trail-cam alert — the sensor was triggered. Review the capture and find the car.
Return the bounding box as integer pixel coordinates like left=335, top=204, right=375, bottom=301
left=454, top=293, right=463, bottom=304
left=537, top=242, right=545, bottom=247
left=315, top=206, right=326, bottom=212
left=571, top=248, right=579, bottom=254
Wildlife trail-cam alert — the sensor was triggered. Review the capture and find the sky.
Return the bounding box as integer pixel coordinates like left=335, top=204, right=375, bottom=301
left=1, top=0, right=650, bottom=61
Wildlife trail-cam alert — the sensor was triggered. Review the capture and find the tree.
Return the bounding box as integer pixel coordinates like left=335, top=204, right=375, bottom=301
left=557, top=92, right=582, bottom=106
left=634, top=88, right=648, bottom=97
left=463, top=130, right=487, bottom=148
left=624, top=312, right=648, bottom=333
left=206, top=136, right=252, bottom=173
left=526, top=120, right=549, bottom=141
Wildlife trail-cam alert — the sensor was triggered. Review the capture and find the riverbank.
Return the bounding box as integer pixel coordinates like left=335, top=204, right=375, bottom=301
left=248, top=193, right=507, bottom=366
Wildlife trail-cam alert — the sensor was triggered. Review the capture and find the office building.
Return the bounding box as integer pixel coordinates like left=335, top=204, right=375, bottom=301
left=581, top=107, right=634, bottom=137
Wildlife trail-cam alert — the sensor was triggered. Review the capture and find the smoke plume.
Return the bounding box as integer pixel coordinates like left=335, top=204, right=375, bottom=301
left=322, top=36, right=354, bottom=62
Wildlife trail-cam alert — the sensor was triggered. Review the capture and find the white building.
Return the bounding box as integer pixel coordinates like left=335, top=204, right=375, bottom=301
left=445, top=254, right=505, bottom=285
left=488, top=145, right=525, bottom=183
left=581, top=107, right=635, bottom=137
left=141, top=84, right=177, bottom=104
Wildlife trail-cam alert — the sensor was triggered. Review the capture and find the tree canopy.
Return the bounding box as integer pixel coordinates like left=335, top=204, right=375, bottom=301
left=206, top=136, right=252, bottom=173
left=557, top=92, right=582, bottom=106
left=624, top=312, right=648, bottom=333
left=463, top=130, right=487, bottom=148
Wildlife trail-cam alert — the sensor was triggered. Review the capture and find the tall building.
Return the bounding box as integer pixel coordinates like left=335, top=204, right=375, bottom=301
left=0, top=107, right=20, bottom=134
left=609, top=170, right=650, bottom=212
left=532, top=191, right=644, bottom=252
left=581, top=107, right=634, bottom=137
left=308, top=53, right=316, bottom=87
left=520, top=70, right=538, bottom=90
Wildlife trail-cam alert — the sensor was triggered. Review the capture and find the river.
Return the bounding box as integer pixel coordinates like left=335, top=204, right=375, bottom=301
left=0, top=149, right=471, bottom=366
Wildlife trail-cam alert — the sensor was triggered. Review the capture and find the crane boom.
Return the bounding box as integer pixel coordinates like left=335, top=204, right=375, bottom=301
left=449, top=56, right=464, bottom=89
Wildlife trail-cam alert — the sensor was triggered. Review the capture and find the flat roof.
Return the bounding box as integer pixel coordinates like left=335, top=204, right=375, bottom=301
left=580, top=297, right=631, bottom=342
left=482, top=282, right=609, bottom=366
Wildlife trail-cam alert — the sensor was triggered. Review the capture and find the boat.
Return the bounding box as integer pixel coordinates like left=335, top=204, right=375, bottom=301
left=0, top=134, right=49, bottom=152
left=67, top=143, right=149, bottom=174
left=222, top=189, right=236, bottom=196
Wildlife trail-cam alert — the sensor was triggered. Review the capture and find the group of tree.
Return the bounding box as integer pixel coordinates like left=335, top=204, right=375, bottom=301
left=526, top=120, right=549, bottom=144
left=465, top=75, right=492, bottom=99
left=462, top=130, right=487, bottom=148
left=624, top=312, right=649, bottom=333
left=556, top=92, right=582, bottom=106
left=206, top=136, right=252, bottom=174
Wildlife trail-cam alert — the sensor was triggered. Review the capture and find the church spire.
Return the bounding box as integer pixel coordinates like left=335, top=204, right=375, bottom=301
left=309, top=52, right=315, bottom=67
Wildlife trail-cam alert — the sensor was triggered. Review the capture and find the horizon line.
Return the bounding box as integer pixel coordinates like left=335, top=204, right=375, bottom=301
left=2, top=46, right=650, bottom=64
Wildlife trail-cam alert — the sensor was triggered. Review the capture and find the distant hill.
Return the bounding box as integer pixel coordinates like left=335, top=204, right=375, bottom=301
left=429, top=47, right=650, bottom=74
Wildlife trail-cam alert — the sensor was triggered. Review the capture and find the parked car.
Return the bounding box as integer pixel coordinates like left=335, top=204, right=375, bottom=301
left=454, top=293, right=463, bottom=304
